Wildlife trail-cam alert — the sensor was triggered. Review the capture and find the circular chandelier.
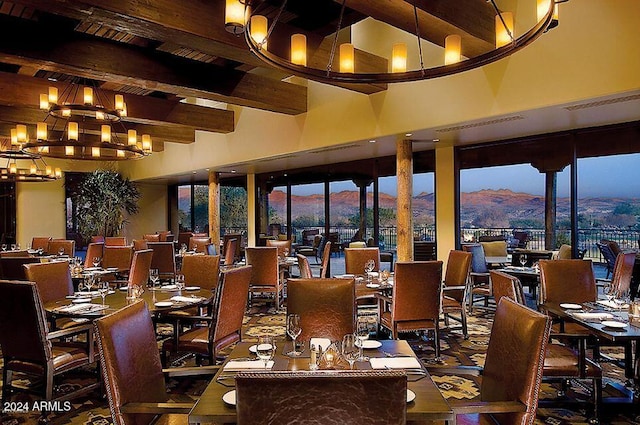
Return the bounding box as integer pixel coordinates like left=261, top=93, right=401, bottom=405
left=225, top=0, right=562, bottom=85
left=0, top=134, right=61, bottom=182
left=21, top=82, right=152, bottom=161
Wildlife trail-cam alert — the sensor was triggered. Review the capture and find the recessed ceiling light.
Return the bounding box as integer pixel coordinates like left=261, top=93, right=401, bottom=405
left=231, top=169, right=237, bottom=173
left=405, top=133, right=413, bottom=137
left=368, top=140, right=376, bottom=143
left=432, top=138, right=440, bottom=142
left=192, top=171, right=197, bottom=174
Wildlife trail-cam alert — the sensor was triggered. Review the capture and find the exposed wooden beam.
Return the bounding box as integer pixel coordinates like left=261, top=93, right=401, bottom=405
left=0, top=15, right=307, bottom=115
left=0, top=71, right=234, bottom=133
left=341, top=0, right=495, bottom=58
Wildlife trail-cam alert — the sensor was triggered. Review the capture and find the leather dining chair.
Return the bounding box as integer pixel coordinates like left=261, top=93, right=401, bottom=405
left=0, top=280, right=99, bottom=414
left=222, top=238, right=238, bottom=266
left=378, top=261, right=443, bottom=359
left=266, top=239, right=292, bottom=257
left=161, top=265, right=252, bottom=366
left=286, top=278, right=356, bottom=342
left=143, top=233, right=161, bottom=242
left=462, top=243, right=492, bottom=312
left=441, top=250, right=472, bottom=339
left=189, top=236, right=212, bottom=253
left=94, top=301, right=217, bottom=425
left=105, top=236, right=127, bottom=246
left=235, top=370, right=406, bottom=425
left=147, top=241, right=176, bottom=282
left=344, top=247, right=380, bottom=275
left=490, top=270, right=602, bottom=422
left=47, top=239, right=75, bottom=256
left=296, top=253, right=313, bottom=278
left=0, top=256, right=39, bottom=280
left=31, top=236, right=52, bottom=251
left=245, top=247, right=283, bottom=310
left=319, top=240, right=332, bottom=278
left=222, top=233, right=243, bottom=263
left=132, top=238, right=148, bottom=251
left=115, top=248, right=153, bottom=290
left=428, top=297, right=551, bottom=425
left=84, top=242, right=104, bottom=268
left=102, top=245, right=134, bottom=272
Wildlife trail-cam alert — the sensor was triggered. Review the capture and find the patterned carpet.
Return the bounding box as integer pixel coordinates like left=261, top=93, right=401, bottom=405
left=2, top=304, right=640, bottom=425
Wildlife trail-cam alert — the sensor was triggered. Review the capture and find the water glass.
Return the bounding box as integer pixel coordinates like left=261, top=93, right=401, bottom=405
left=356, top=317, right=370, bottom=361
left=256, top=335, right=275, bottom=369
left=99, top=280, right=110, bottom=305
left=519, top=254, right=528, bottom=268
left=10, top=243, right=16, bottom=251
left=149, top=268, right=160, bottom=288
left=342, top=334, right=359, bottom=370
left=175, top=274, right=185, bottom=291
left=286, top=314, right=302, bottom=356
left=58, top=247, right=65, bottom=256
left=93, top=256, right=101, bottom=268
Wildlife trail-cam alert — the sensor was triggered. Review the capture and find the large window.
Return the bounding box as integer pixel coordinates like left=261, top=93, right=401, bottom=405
left=176, top=183, right=247, bottom=234
left=291, top=183, right=324, bottom=243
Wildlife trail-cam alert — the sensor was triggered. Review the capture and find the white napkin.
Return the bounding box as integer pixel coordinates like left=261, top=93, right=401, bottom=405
left=170, top=295, right=205, bottom=303
left=369, top=357, right=422, bottom=370
left=571, top=312, right=613, bottom=320
left=161, top=284, right=178, bottom=290
left=310, top=338, right=332, bottom=351
left=223, top=360, right=274, bottom=371
left=597, top=300, right=630, bottom=309
left=54, top=303, right=108, bottom=313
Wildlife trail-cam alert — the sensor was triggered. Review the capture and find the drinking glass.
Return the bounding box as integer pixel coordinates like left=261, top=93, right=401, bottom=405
left=58, top=247, right=65, bottom=256
left=93, top=256, right=102, bottom=268
left=342, top=334, right=360, bottom=370
left=84, top=275, right=95, bottom=293
left=99, top=280, right=110, bottom=305
left=2, top=244, right=8, bottom=251
left=149, top=268, right=160, bottom=288
left=364, top=259, right=375, bottom=282
left=175, top=274, right=185, bottom=291
left=286, top=314, right=302, bottom=356
left=614, top=289, right=630, bottom=311
left=256, top=335, right=275, bottom=369
left=10, top=243, right=16, bottom=251
left=519, top=254, right=528, bottom=268
left=356, top=316, right=370, bottom=361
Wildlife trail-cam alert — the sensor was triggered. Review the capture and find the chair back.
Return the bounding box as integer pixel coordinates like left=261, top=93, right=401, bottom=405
left=143, top=233, right=160, bottom=242
left=236, top=370, right=406, bottom=425
left=23, top=261, right=74, bottom=304
left=0, top=257, right=39, bottom=280
left=103, top=246, right=134, bottom=271
left=47, top=239, right=75, bottom=256
left=462, top=244, right=488, bottom=274
left=128, top=249, right=153, bottom=287
left=556, top=244, right=572, bottom=259
left=611, top=252, right=636, bottom=295
left=157, top=231, right=173, bottom=242
left=181, top=254, right=220, bottom=291
left=604, top=239, right=622, bottom=256
left=512, top=231, right=530, bottom=249
left=319, top=240, right=331, bottom=278
left=443, top=250, right=472, bottom=303
left=147, top=242, right=176, bottom=280
left=301, top=229, right=319, bottom=246
left=31, top=236, right=51, bottom=251
left=0, top=280, right=51, bottom=368
left=132, top=239, right=148, bottom=251
left=481, top=297, right=551, bottom=425
left=392, top=261, right=442, bottom=323
left=189, top=236, right=212, bottom=253
left=94, top=301, right=169, bottom=425
left=210, top=265, right=252, bottom=346
left=91, top=235, right=105, bottom=244
left=539, top=259, right=597, bottom=304
left=245, top=247, right=279, bottom=287
left=286, top=278, right=355, bottom=342
left=596, top=242, right=617, bottom=272
left=344, top=247, right=380, bottom=275
left=205, top=243, right=216, bottom=255
left=224, top=238, right=238, bottom=265
left=480, top=240, right=507, bottom=257
left=0, top=250, right=29, bottom=258
left=490, top=270, right=526, bottom=305
left=266, top=239, right=292, bottom=257
left=84, top=242, right=105, bottom=268
left=177, top=232, right=193, bottom=248
left=296, top=254, right=313, bottom=278
left=223, top=233, right=243, bottom=262
left=413, top=240, right=437, bottom=261
left=105, top=236, right=127, bottom=246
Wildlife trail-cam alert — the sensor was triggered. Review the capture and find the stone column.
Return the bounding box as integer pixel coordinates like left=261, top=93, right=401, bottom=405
left=396, top=138, right=413, bottom=262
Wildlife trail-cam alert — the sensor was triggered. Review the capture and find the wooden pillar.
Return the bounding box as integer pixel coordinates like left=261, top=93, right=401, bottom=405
left=208, top=171, right=221, bottom=250
left=396, top=138, right=413, bottom=262
left=435, top=146, right=457, bottom=263
left=359, top=183, right=366, bottom=239
left=544, top=171, right=557, bottom=251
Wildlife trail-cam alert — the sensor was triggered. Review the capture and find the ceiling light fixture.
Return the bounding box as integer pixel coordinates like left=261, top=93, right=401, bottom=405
left=226, top=0, right=562, bottom=85
left=21, top=81, right=152, bottom=160
left=0, top=135, right=61, bottom=182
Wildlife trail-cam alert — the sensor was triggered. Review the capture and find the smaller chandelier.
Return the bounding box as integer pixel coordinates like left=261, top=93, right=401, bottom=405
left=0, top=132, right=61, bottom=182
left=21, top=82, right=152, bottom=160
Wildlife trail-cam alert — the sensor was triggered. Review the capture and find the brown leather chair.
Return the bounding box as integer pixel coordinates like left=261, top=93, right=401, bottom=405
left=0, top=280, right=99, bottom=409
left=463, top=243, right=492, bottom=311
left=296, top=253, right=313, bottom=278
left=157, top=230, right=173, bottom=242
left=94, top=300, right=216, bottom=425
left=91, top=235, right=105, bottom=244
left=490, top=270, right=602, bottom=421
left=105, top=236, right=127, bottom=246
left=177, top=231, right=194, bottom=248
left=47, top=239, right=75, bottom=256
left=102, top=245, right=134, bottom=271
left=222, top=238, right=238, bottom=266
left=266, top=238, right=292, bottom=257
left=180, top=254, right=221, bottom=290
left=127, top=249, right=154, bottom=288
left=606, top=252, right=636, bottom=296
left=132, top=238, right=148, bottom=251
left=245, top=247, right=283, bottom=310
left=378, top=261, right=443, bottom=359
left=286, top=278, right=355, bottom=342
left=0, top=249, right=30, bottom=257
left=84, top=242, right=104, bottom=268
left=23, top=261, right=74, bottom=305
left=0, top=256, right=40, bottom=280
left=319, top=240, right=332, bottom=278
left=143, top=233, right=160, bottom=242
left=344, top=247, right=380, bottom=275
left=31, top=236, right=51, bottom=251
left=236, top=370, right=406, bottom=425
left=189, top=236, right=212, bottom=253
left=147, top=241, right=177, bottom=281
left=222, top=233, right=243, bottom=262
left=162, top=265, right=252, bottom=366
left=429, top=297, right=551, bottom=425
left=441, top=250, right=472, bottom=339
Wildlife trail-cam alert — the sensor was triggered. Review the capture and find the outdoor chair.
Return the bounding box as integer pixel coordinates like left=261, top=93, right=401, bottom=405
left=462, top=243, right=492, bottom=311
left=441, top=250, right=472, bottom=339
left=596, top=242, right=617, bottom=279
left=295, top=234, right=322, bottom=263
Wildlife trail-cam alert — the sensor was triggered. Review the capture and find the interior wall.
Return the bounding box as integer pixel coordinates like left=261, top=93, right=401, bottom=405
left=16, top=179, right=66, bottom=248
left=121, top=183, right=168, bottom=243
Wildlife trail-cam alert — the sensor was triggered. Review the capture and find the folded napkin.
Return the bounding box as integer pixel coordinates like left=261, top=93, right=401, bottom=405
left=310, top=338, right=332, bottom=351
left=54, top=303, right=108, bottom=313
left=370, top=357, right=422, bottom=370
left=161, top=284, right=178, bottom=290
left=223, top=360, right=274, bottom=371
left=571, top=312, right=613, bottom=321
left=170, top=295, right=205, bottom=303
left=597, top=300, right=630, bottom=309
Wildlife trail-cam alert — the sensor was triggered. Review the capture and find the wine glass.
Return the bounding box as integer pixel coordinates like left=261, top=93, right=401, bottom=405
left=519, top=254, right=528, bottom=268
left=364, top=259, right=375, bottom=282
left=2, top=244, right=8, bottom=251
left=10, top=243, right=16, bottom=251
left=98, top=279, right=110, bottom=306
left=149, top=268, right=160, bottom=288
left=58, top=247, right=65, bottom=256
left=286, top=314, right=302, bottom=356
left=356, top=316, right=370, bottom=361
left=256, top=335, right=275, bottom=369
left=342, top=334, right=360, bottom=370
left=93, top=256, right=102, bottom=268
left=614, top=289, right=630, bottom=312
left=84, top=275, right=95, bottom=294
left=283, top=248, right=289, bottom=258
left=175, top=274, right=185, bottom=292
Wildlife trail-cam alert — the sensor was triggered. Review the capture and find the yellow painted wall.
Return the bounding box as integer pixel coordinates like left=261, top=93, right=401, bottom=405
left=122, top=183, right=168, bottom=243
left=16, top=179, right=66, bottom=248
left=435, top=146, right=457, bottom=261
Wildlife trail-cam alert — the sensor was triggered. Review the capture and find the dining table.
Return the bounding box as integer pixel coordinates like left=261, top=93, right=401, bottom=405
left=188, top=339, right=453, bottom=424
